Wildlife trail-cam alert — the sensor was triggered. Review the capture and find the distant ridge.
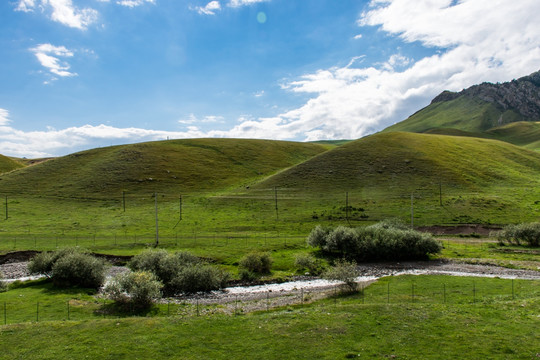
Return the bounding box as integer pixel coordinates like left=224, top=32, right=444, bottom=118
left=383, top=70, right=540, bottom=148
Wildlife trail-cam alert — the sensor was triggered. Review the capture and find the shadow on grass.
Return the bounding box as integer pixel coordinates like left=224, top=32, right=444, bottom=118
left=97, top=301, right=161, bottom=318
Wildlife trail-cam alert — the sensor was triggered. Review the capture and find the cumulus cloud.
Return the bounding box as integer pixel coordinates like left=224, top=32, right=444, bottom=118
left=0, top=115, right=209, bottom=157
left=15, top=0, right=98, bottom=30
left=30, top=44, right=77, bottom=80
left=208, top=0, right=540, bottom=141
left=193, top=1, right=221, bottom=15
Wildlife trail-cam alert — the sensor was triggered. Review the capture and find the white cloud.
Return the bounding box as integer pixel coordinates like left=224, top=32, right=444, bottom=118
left=0, top=109, right=11, bottom=126
left=228, top=0, right=269, bottom=7
left=116, top=0, right=155, bottom=8
left=30, top=44, right=77, bottom=80
left=15, top=0, right=98, bottom=30
left=178, top=114, right=225, bottom=124
left=193, top=1, right=221, bottom=15
left=207, top=0, right=540, bottom=141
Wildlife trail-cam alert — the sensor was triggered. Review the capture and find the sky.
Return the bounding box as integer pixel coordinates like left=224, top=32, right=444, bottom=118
left=1, top=0, right=539, bottom=158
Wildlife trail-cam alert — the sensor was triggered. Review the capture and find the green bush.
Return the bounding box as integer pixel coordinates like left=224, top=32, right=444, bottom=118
left=170, top=265, right=230, bottom=294
left=306, top=225, right=332, bottom=248
left=51, top=252, right=106, bottom=289
left=27, top=247, right=82, bottom=277
left=239, top=252, right=272, bottom=275
left=128, top=249, right=228, bottom=295
left=104, top=271, right=162, bottom=309
left=496, top=223, right=540, bottom=247
left=27, top=248, right=106, bottom=289
left=322, top=259, right=358, bottom=292
left=306, top=221, right=442, bottom=261
left=294, top=253, right=325, bottom=275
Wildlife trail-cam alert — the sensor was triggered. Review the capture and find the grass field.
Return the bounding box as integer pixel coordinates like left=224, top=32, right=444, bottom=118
left=0, top=275, right=538, bottom=359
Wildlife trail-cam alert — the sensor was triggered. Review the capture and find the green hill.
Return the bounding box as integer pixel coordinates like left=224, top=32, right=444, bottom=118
left=0, top=154, right=25, bottom=174
left=0, top=138, right=328, bottom=198
left=383, top=70, right=540, bottom=149
left=252, top=132, right=540, bottom=193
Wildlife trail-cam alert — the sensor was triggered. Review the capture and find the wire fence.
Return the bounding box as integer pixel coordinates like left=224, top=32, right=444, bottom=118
left=1, top=277, right=538, bottom=326
left=0, top=233, right=307, bottom=252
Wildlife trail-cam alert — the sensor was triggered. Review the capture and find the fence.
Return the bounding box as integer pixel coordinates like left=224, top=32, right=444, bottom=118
left=1, top=276, right=538, bottom=326
left=0, top=233, right=307, bottom=252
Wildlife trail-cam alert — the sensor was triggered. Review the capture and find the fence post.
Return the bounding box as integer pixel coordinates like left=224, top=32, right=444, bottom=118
left=266, top=291, right=270, bottom=311
left=3, top=301, right=6, bottom=325
left=67, top=300, right=70, bottom=320
left=36, top=302, right=39, bottom=322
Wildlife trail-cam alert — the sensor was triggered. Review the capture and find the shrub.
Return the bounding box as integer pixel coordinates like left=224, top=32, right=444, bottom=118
left=170, top=265, right=230, bottom=294
left=239, top=252, right=272, bottom=275
left=307, top=225, right=332, bottom=248
left=104, top=271, right=162, bottom=309
left=27, top=248, right=105, bottom=289
left=28, top=247, right=82, bottom=277
left=128, top=249, right=228, bottom=295
left=496, top=223, right=540, bottom=247
left=322, top=259, right=358, bottom=292
left=306, top=220, right=442, bottom=261
left=51, top=252, right=106, bottom=289
left=294, top=253, right=325, bottom=275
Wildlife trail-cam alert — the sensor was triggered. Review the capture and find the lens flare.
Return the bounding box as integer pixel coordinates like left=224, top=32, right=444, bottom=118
left=257, top=12, right=267, bottom=24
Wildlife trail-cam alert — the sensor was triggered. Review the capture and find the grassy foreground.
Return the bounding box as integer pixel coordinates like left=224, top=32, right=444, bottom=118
left=1, top=275, right=538, bottom=359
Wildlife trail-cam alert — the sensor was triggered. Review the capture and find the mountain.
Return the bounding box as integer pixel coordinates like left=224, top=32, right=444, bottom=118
left=0, top=138, right=328, bottom=198
left=251, top=131, right=540, bottom=193
left=383, top=70, right=540, bottom=147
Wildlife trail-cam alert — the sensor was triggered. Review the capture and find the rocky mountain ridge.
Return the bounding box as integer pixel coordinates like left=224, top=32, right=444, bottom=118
left=432, top=70, right=540, bottom=119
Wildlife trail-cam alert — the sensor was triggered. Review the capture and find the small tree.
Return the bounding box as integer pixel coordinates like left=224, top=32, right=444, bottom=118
left=322, top=259, right=359, bottom=292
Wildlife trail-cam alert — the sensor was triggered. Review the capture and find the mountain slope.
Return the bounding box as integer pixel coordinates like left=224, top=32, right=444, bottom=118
left=252, top=132, right=540, bottom=193
left=383, top=70, right=540, bottom=147
left=0, top=138, right=328, bottom=197
left=0, top=154, right=24, bottom=174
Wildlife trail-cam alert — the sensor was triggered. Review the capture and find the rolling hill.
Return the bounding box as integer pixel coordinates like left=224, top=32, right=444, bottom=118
left=251, top=132, right=540, bottom=193
left=0, top=138, right=328, bottom=198
left=0, top=154, right=25, bottom=174
left=383, top=70, right=540, bottom=148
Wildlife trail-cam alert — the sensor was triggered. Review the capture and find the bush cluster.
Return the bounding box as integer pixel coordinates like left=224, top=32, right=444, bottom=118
left=128, top=250, right=229, bottom=295
left=238, top=252, right=272, bottom=281
left=307, top=221, right=441, bottom=261
left=496, top=222, right=540, bottom=247
left=104, top=271, right=162, bottom=309
left=28, top=248, right=106, bottom=289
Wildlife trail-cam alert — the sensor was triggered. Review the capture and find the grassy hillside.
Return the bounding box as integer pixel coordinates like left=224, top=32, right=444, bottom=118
left=0, top=154, right=24, bottom=174
left=253, top=132, right=540, bottom=193
left=486, top=121, right=540, bottom=150
left=0, top=138, right=328, bottom=198
left=384, top=96, right=530, bottom=135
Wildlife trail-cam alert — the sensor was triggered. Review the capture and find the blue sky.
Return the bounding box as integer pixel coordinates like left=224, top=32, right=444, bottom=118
left=1, top=0, right=540, bottom=157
